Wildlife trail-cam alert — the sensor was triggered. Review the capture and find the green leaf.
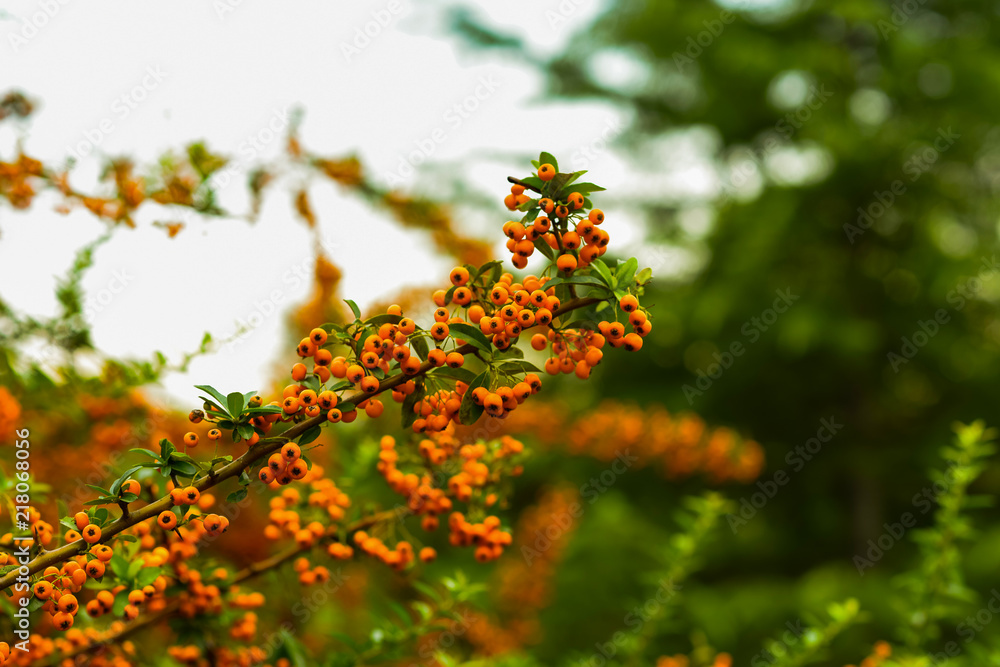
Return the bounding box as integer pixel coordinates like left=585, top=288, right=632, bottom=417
left=112, top=592, right=128, bottom=617
left=411, top=328, right=430, bottom=360
left=110, top=465, right=144, bottom=496
left=543, top=275, right=612, bottom=292
left=236, top=423, right=255, bottom=441
left=364, top=313, right=402, bottom=327
left=615, top=257, right=638, bottom=289
left=533, top=236, right=556, bottom=261
left=245, top=405, right=283, bottom=416
left=137, top=567, right=162, bottom=588
left=539, top=152, right=558, bottom=172
left=429, top=367, right=478, bottom=384
left=496, top=360, right=542, bottom=374
left=169, top=460, right=199, bottom=477
left=473, top=260, right=503, bottom=282
left=282, top=632, right=309, bottom=667
left=521, top=207, right=540, bottom=223
left=636, top=267, right=653, bottom=285
left=401, top=381, right=427, bottom=429
left=227, top=488, right=248, bottom=503
left=194, top=385, right=229, bottom=411
left=85, top=484, right=110, bottom=496
left=298, top=425, right=322, bottom=446
left=561, top=181, right=605, bottom=196
left=447, top=322, right=492, bottom=353
left=547, top=172, right=577, bottom=194
left=159, top=438, right=176, bottom=460
left=411, top=600, right=434, bottom=622
left=589, top=258, right=613, bottom=286
left=129, top=448, right=162, bottom=462
left=84, top=496, right=118, bottom=507
left=126, top=558, right=145, bottom=581
left=492, top=341, right=523, bottom=359
left=211, top=456, right=234, bottom=467
left=198, top=397, right=229, bottom=417
left=227, top=392, right=245, bottom=418
left=413, top=580, right=442, bottom=603
left=110, top=554, right=130, bottom=579
left=519, top=175, right=545, bottom=190
left=459, top=371, right=490, bottom=425
left=344, top=299, right=362, bottom=320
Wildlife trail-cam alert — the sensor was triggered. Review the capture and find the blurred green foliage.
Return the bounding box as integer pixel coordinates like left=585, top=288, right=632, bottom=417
left=449, top=0, right=1000, bottom=663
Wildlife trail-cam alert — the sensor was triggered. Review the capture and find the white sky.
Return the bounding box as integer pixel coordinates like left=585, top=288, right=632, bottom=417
left=0, top=0, right=652, bottom=403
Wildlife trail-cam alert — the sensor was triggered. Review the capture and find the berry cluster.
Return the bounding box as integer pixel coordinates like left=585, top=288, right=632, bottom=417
left=0, top=155, right=655, bottom=667
left=502, top=155, right=610, bottom=271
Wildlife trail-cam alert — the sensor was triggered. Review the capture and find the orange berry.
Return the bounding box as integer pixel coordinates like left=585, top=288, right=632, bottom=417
left=85, top=559, right=106, bottom=578
left=430, top=323, right=449, bottom=341
left=157, top=511, right=178, bottom=531
left=538, top=164, right=555, bottom=181
left=52, top=611, right=74, bottom=630
left=82, top=524, right=101, bottom=544
left=556, top=254, right=577, bottom=273
left=619, top=294, right=639, bottom=312
left=346, top=364, right=365, bottom=383
left=56, top=593, right=78, bottom=614
left=483, top=393, right=503, bottom=416
left=33, top=581, right=53, bottom=599
left=623, top=333, right=643, bottom=351
left=450, top=266, right=470, bottom=286
left=309, top=327, right=328, bottom=346
left=182, top=432, right=198, bottom=448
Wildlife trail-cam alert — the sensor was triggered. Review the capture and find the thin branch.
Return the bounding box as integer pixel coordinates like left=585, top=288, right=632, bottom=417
left=0, top=298, right=599, bottom=593
left=44, top=508, right=402, bottom=665
left=506, top=176, right=542, bottom=194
